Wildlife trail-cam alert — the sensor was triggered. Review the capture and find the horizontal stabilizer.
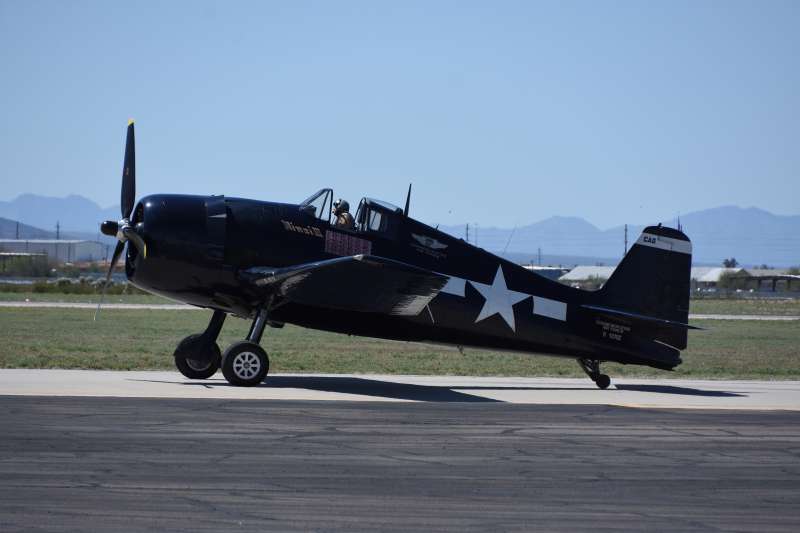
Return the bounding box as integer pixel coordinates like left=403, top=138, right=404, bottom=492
left=581, top=304, right=703, bottom=331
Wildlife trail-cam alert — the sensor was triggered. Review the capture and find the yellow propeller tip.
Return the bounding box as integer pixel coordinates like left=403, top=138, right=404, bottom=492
left=128, top=118, right=135, bottom=125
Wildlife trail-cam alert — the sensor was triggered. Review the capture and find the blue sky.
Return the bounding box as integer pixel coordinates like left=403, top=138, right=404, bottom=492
left=1, top=0, right=797, bottom=229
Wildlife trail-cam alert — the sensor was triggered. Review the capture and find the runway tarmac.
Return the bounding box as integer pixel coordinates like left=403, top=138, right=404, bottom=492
left=690, top=313, right=800, bottom=321
left=2, top=301, right=798, bottom=320
left=0, top=301, right=195, bottom=310
left=1, top=395, right=798, bottom=532
left=2, top=369, right=800, bottom=410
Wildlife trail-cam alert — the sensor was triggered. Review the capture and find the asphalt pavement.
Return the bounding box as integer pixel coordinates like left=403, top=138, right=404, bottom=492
left=1, top=396, right=799, bottom=532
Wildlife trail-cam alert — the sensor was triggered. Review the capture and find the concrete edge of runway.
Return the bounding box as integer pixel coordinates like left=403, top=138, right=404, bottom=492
left=1, top=369, right=798, bottom=410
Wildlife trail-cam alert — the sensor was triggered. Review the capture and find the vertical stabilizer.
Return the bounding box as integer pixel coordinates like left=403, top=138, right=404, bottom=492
left=595, top=225, right=692, bottom=349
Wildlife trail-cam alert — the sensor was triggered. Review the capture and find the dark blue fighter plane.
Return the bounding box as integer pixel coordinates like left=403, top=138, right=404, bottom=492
left=100, top=122, right=696, bottom=388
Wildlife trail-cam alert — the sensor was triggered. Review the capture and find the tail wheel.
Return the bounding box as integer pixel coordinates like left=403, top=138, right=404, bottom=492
left=222, top=341, right=269, bottom=387
left=577, top=358, right=612, bottom=390
left=595, top=374, right=611, bottom=390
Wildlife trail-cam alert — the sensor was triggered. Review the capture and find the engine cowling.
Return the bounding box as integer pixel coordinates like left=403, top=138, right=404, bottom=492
left=126, top=194, right=232, bottom=307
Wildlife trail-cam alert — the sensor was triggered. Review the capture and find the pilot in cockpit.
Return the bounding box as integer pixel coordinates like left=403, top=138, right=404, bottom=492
left=332, top=199, right=355, bottom=229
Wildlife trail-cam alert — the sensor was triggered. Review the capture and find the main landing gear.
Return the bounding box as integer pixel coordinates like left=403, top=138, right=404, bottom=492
left=221, top=308, right=270, bottom=387
left=174, top=307, right=271, bottom=387
left=174, top=310, right=225, bottom=379
left=578, top=358, right=611, bottom=390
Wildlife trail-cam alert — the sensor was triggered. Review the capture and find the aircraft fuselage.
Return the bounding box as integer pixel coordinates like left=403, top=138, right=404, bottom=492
left=126, top=193, right=683, bottom=370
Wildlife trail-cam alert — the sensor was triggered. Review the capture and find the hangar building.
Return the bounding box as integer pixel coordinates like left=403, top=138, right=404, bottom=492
left=0, top=239, right=108, bottom=263
left=559, top=265, right=799, bottom=292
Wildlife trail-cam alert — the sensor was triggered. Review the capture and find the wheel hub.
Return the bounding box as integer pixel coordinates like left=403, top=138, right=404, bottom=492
left=233, top=352, right=261, bottom=379
left=185, top=358, right=211, bottom=372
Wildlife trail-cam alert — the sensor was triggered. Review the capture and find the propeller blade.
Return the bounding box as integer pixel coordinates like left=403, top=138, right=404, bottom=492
left=121, top=119, right=136, bottom=219
left=94, top=241, right=125, bottom=321
left=122, top=226, right=147, bottom=258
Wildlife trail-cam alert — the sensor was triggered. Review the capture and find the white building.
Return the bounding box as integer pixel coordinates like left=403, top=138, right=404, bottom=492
left=558, top=266, right=616, bottom=282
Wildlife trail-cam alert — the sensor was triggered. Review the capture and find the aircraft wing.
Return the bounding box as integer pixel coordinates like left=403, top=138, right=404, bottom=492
left=240, top=254, right=448, bottom=316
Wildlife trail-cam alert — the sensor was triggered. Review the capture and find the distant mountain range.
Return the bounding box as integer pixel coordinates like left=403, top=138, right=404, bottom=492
left=0, top=217, right=51, bottom=240
left=0, top=194, right=119, bottom=238
left=0, top=194, right=797, bottom=267
left=439, top=206, right=800, bottom=267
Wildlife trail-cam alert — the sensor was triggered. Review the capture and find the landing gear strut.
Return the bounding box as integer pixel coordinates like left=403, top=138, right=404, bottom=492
left=578, top=358, right=611, bottom=390
left=221, top=307, right=270, bottom=387
left=174, top=310, right=226, bottom=379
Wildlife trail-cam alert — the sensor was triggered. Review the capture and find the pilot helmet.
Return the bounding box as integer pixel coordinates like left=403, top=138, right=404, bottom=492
left=333, top=199, right=349, bottom=214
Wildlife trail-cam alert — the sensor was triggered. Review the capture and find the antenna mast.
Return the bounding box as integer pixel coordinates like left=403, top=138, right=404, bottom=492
left=403, top=183, right=412, bottom=216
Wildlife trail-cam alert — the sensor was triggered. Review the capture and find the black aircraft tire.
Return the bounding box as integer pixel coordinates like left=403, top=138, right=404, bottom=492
left=174, top=335, right=221, bottom=380
left=595, top=374, right=611, bottom=390
left=222, top=341, right=269, bottom=387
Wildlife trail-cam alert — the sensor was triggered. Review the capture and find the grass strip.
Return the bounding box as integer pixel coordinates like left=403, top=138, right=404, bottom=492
left=1, top=308, right=797, bottom=379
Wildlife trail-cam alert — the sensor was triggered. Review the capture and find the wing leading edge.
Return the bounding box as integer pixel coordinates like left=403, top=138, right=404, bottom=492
left=239, top=254, right=448, bottom=316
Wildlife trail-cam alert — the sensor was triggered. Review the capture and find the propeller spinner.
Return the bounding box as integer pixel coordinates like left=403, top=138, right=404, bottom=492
left=95, top=120, right=147, bottom=320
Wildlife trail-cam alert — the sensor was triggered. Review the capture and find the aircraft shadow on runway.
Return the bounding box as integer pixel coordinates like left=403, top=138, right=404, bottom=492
left=128, top=376, right=747, bottom=402
left=130, top=376, right=553, bottom=402
left=614, top=384, right=745, bottom=397
left=263, top=376, right=507, bottom=402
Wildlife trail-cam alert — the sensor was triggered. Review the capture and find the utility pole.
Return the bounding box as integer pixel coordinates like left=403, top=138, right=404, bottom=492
left=55, top=221, right=61, bottom=264
left=15, top=221, right=19, bottom=239
left=465, top=223, right=470, bottom=244
left=538, top=247, right=542, bottom=266
left=624, top=224, right=628, bottom=255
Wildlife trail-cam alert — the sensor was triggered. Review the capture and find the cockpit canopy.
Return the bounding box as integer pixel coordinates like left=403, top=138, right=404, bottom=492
left=355, top=198, right=402, bottom=233
left=299, top=188, right=403, bottom=235
left=299, top=188, right=333, bottom=222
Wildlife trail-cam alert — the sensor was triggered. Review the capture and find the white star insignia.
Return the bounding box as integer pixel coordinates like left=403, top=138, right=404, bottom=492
left=469, top=265, right=530, bottom=332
